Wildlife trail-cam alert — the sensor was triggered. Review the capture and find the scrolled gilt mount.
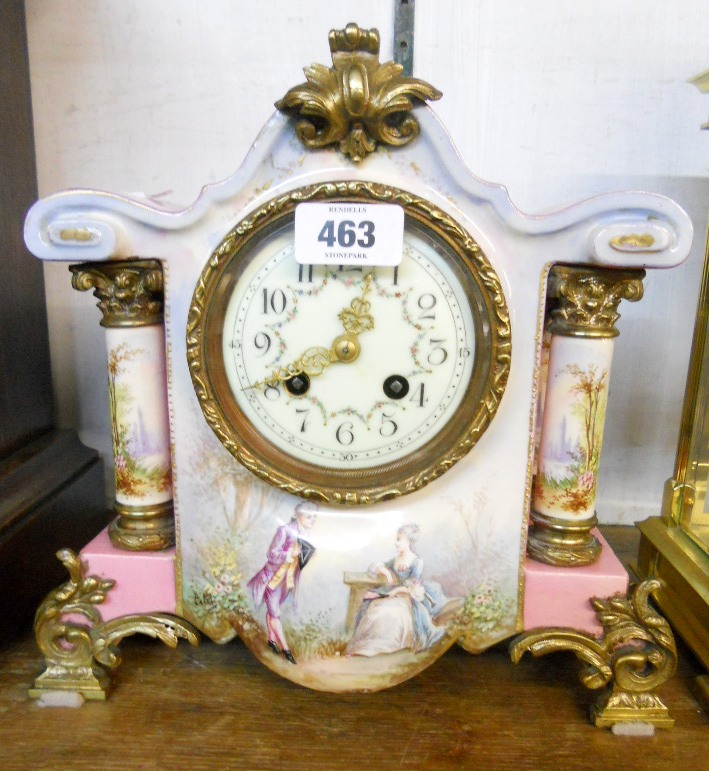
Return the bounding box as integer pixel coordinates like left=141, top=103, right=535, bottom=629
left=276, top=22, right=441, bottom=162
left=510, top=579, right=677, bottom=729
left=29, top=550, right=199, bottom=700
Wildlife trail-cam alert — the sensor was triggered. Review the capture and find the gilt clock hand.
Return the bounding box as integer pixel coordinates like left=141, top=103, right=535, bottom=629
left=337, top=272, right=374, bottom=336
left=250, top=274, right=375, bottom=393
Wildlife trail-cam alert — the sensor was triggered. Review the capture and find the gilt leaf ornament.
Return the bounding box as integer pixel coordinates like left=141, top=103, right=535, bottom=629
left=276, top=23, right=441, bottom=162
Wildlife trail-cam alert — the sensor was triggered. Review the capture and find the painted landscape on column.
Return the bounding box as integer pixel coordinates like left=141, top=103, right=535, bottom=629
left=106, top=332, right=172, bottom=506
left=534, top=338, right=612, bottom=521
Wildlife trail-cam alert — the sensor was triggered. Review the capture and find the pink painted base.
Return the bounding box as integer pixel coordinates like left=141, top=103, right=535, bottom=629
left=80, top=528, right=177, bottom=621
left=523, top=529, right=628, bottom=636
left=78, top=528, right=625, bottom=637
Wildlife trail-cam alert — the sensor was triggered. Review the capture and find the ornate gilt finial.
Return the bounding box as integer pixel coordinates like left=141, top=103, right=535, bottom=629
left=328, top=22, right=379, bottom=54
left=276, top=22, right=442, bottom=163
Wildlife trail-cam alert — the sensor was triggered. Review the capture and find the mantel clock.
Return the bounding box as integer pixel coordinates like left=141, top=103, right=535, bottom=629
left=24, top=23, right=692, bottom=707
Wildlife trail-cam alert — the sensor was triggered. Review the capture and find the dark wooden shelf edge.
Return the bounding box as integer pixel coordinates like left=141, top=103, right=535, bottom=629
left=0, top=430, right=101, bottom=531
left=0, top=430, right=109, bottom=637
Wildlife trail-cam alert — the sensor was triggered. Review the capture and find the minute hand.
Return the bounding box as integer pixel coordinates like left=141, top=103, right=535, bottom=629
left=337, top=274, right=374, bottom=336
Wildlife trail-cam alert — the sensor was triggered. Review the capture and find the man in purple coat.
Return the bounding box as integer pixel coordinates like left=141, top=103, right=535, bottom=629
left=247, top=502, right=317, bottom=664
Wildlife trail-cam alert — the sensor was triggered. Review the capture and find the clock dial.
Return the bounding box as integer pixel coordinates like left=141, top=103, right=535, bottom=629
left=223, top=231, right=475, bottom=469
left=188, top=182, right=510, bottom=504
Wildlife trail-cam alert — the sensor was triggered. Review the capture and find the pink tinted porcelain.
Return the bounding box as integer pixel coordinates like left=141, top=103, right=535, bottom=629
left=523, top=529, right=628, bottom=635
left=79, top=525, right=627, bottom=653
left=80, top=529, right=176, bottom=621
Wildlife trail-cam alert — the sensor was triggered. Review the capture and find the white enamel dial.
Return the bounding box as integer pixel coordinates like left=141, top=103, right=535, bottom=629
left=221, top=224, right=476, bottom=469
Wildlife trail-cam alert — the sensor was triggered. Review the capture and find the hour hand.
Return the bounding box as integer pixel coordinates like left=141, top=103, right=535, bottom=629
left=249, top=276, right=374, bottom=395
left=251, top=332, right=361, bottom=395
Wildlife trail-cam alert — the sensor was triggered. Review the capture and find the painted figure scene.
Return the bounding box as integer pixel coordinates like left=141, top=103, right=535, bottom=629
left=183, top=451, right=517, bottom=691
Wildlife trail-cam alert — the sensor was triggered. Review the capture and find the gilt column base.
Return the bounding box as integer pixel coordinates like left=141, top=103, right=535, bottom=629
left=109, top=500, right=175, bottom=551
left=527, top=510, right=601, bottom=567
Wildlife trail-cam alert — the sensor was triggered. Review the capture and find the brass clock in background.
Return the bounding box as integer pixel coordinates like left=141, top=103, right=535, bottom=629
left=187, top=182, right=511, bottom=505
left=637, top=220, right=709, bottom=710
left=637, top=69, right=709, bottom=711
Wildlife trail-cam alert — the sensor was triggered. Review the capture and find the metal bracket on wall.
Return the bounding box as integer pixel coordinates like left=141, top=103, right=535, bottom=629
left=394, top=0, right=415, bottom=77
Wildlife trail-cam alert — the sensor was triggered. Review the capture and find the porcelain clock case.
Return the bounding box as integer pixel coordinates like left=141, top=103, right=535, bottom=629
left=189, top=184, right=509, bottom=506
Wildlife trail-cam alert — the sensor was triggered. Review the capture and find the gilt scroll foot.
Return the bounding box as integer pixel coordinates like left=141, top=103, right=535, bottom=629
left=510, top=579, right=676, bottom=729
left=29, top=549, right=199, bottom=701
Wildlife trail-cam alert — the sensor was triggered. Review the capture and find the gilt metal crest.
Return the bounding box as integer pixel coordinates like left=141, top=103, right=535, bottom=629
left=276, top=23, right=441, bottom=163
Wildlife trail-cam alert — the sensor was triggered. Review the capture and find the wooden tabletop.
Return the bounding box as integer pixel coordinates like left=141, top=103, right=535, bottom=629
left=1, top=526, right=706, bottom=770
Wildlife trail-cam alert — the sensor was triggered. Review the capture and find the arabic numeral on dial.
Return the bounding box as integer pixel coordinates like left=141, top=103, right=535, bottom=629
left=262, top=288, right=287, bottom=314
left=253, top=332, right=271, bottom=356
left=427, top=338, right=448, bottom=365
left=264, top=384, right=281, bottom=401
left=410, top=383, right=428, bottom=407
left=379, top=412, right=398, bottom=437
left=459, top=346, right=471, bottom=358
left=295, top=407, right=310, bottom=433
left=418, top=293, right=437, bottom=320
left=335, top=421, right=355, bottom=446
left=340, top=452, right=354, bottom=461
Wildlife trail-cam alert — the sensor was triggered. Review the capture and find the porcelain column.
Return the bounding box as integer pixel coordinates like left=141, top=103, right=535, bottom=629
left=528, top=265, right=645, bottom=566
left=71, top=260, right=174, bottom=550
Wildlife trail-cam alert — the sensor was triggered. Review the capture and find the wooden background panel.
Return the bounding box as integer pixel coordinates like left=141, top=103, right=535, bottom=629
left=0, top=0, right=108, bottom=635
left=0, top=0, right=53, bottom=457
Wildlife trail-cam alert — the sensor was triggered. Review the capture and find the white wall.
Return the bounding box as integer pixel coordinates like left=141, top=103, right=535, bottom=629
left=25, top=0, right=709, bottom=523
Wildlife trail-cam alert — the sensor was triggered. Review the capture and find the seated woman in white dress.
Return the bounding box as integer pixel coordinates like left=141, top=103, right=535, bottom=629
left=345, top=523, right=450, bottom=657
